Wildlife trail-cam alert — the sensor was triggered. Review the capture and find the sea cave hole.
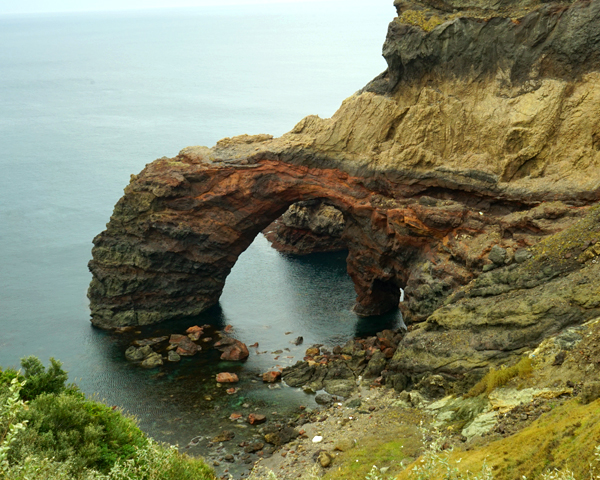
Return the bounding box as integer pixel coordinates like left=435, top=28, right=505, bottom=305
left=209, top=201, right=404, bottom=353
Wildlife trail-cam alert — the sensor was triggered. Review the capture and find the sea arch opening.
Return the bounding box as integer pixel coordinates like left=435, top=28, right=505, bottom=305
left=88, top=158, right=406, bottom=328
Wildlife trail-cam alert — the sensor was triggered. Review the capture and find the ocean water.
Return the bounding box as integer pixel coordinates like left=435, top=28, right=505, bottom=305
left=0, top=0, right=399, bottom=470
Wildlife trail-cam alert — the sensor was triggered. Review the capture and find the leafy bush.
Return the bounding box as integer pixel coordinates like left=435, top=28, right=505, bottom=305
left=19, top=356, right=69, bottom=400
left=0, top=357, right=216, bottom=480
left=0, top=356, right=70, bottom=401
left=10, top=390, right=147, bottom=473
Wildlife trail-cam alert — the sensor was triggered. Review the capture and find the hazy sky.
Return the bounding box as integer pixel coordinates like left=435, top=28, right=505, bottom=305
left=0, top=0, right=334, bottom=15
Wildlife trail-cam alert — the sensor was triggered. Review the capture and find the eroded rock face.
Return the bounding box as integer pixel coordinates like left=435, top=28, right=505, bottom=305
left=263, top=200, right=347, bottom=255
left=89, top=0, right=600, bottom=381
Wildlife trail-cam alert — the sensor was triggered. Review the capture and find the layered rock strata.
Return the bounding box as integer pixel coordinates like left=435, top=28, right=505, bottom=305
left=89, top=0, right=600, bottom=378
left=263, top=200, right=347, bottom=255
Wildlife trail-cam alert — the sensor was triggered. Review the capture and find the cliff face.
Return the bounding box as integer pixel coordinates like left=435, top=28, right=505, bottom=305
left=89, top=0, right=600, bottom=376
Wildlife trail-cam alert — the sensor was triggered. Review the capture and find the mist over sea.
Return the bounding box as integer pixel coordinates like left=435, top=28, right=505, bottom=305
left=0, top=0, right=400, bottom=457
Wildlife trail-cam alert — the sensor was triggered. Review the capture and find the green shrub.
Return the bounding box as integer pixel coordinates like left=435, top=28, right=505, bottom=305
left=11, top=391, right=147, bottom=473
left=0, top=356, right=71, bottom=401
left=0, top=356, right=216, bottom=480
left=19, top=356, right=70, bottom=400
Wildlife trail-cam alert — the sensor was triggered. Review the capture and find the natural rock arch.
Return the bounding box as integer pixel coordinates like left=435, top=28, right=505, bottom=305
left=88, top=147, right=416, bottom=328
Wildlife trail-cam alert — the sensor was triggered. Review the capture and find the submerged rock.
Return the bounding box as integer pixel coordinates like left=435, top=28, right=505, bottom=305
left=141, top=353, right=163, bottom=368
left=132, top=336, right=168, bottom=347
left=216, top=372, right=239, bottom=383
left=262, top=371, right=282, bottom=383
left=169, top=334, right=201, bottom=356
left=215, top=337, right=249, bottom=361
left=125, top=345, right=153, bottom=361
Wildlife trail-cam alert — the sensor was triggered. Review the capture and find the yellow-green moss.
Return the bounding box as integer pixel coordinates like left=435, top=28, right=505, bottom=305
left=397, top=11, right=444, bottom=32
left=395, top=399, right=600, bottom=480
left=466, top=356, right=533, bottom=397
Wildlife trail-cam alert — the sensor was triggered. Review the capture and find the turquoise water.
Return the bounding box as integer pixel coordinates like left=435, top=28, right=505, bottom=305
left=0, top=0, right=399, bottom=466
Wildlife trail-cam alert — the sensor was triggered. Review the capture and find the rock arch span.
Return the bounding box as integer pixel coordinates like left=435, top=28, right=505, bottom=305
left=89, top=145, right=415, bottom=328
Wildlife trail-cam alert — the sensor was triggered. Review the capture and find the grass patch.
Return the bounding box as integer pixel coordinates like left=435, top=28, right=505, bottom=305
left=466, top=357, right=533, bottom=398
left=439, top=399, right=600, bottom=480
left=323, top=438, right=406, bottom=480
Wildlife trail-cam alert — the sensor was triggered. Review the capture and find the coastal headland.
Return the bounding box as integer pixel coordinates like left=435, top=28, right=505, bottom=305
left=88, top=0, right=600, bottom=476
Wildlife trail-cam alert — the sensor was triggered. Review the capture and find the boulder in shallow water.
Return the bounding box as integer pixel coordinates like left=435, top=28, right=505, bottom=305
left=141, top=353, right=163, bottom=368
left=132, top=336, right=168, bottom=347
left=167, top=350, right=181, bottom=362
left=262, top=370, right=282, bottom=383
left=212, top=430, right=235, bottom=443
left=248, top=413, right=266, bottom=425
left=125, top=345, right=153, bottom=361
left=216, top=372, right=239, bottom=383
left=170, top=334, right=201, bottom=356
left=215, top=337, right=249, bottom=361
left=186, top=325, right=204, bottom=341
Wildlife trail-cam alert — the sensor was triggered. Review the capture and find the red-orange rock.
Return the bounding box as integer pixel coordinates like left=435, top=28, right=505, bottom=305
left=248, top=413, right=267, bottom=425
left=170, top=335, right=201, bottom=356
left=215, top=337, right=249, bottom=361
left=186, top=325, right=204, bottom=341
left=216, top=372, right=239, bottom=383
left=262, top=371, right=282, bottom=383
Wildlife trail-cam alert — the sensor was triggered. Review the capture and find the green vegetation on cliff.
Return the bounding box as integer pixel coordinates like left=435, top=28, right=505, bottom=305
left=0, top=357, right=215, bottom=480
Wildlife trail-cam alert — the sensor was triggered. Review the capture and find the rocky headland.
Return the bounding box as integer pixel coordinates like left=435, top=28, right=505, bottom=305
left=89, top=1, right=600, bottom=474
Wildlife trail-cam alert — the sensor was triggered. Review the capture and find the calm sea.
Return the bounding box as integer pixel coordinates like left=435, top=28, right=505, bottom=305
left=0, top=0, right=400, bottom=470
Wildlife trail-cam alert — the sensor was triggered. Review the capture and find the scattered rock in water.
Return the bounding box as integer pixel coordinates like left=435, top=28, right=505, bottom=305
left=224, top=325, right=234, bottom=333
left=249, top=342, right=259, bottom=348
left=315, top=393, right=334, bottom=405
left=213, top=430, right=235, bottom=443
left=244, top=442, right=264, bottom=453
left=248, top=413, right=267, bottom=425
left=132, top=336, right=168, bottom=347
left=216, top=372, right=239, bottom=383
left=230, top=413, right=243, bottom=421
left=125, top=345, right=152, bottom=361
left=169, top=334, right=201, bottom=355
left=262, top=371, right=282, bottom=383
left=141, top=353, right=163, bottom=368
left=215, top=337, right=249, bottom=361
left=186, top=325, right=204, bottom=341
left=292, top=336, right=304, bottom=346
left=167, top=350, right=181, bottom=362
